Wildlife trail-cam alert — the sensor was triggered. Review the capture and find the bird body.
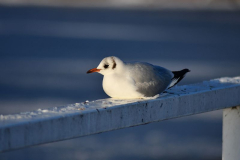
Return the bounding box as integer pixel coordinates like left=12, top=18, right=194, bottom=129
left=87, top=56, right=190, bottom=99
left=102, top=70, right=143, bottom=98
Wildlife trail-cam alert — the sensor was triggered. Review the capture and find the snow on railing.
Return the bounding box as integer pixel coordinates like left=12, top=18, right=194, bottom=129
left=0, top=77, right=240, bottom=159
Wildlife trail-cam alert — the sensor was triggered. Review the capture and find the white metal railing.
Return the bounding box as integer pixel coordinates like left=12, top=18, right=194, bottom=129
left=0, top=76, right=240, bottom=159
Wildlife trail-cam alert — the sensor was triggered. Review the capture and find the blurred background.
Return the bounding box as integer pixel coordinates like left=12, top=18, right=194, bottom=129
left=0, top=0, right=240, bottom=160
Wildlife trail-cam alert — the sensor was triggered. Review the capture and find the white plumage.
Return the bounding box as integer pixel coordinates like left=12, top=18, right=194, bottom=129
left=87, top=56, right=190, bottom=99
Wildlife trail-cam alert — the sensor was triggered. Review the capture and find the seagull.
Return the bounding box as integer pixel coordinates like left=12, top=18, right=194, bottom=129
left=87, top=56, right=190, bottom=99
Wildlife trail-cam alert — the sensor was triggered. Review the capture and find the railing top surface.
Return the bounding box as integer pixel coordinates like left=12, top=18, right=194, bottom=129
left=1, top=76, right=240, bottom=127
left=0, top=76, right=240, bottom=152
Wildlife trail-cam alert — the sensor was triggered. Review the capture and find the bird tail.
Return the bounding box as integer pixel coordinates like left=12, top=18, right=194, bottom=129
left=168, top=68, right=190, bottom=89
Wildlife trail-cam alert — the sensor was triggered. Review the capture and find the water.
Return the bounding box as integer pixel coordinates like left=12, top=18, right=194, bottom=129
left=0, top=6, right=240, bottom=160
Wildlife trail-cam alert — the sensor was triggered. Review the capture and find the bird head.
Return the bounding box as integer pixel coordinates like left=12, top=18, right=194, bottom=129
left=87, top=56, right=124, bottom=75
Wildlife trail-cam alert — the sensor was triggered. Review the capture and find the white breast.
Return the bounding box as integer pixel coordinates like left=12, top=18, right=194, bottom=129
left=102, top=74, right=144, bottom=98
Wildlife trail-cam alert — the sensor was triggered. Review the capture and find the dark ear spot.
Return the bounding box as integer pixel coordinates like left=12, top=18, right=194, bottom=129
left=111, top=57, right=117, bottom=69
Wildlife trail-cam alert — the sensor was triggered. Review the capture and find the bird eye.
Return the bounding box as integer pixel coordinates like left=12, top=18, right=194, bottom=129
left=104, top=64, right=109, bottom=69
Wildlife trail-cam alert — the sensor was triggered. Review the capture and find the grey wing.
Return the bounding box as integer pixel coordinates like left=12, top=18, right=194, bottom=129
left=127, top=62, right=173, bottom=97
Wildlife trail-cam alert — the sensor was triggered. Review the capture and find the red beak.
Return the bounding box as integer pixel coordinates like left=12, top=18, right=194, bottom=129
left=87, top=68, right=101, bottom=74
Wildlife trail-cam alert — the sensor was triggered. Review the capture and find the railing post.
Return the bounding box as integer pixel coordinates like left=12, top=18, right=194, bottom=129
left=222, top=106, right=240, bottom=160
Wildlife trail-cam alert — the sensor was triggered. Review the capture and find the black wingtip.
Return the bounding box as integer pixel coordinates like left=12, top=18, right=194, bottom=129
left=168, top=68, right=190, bottom=89
left=182, top=68, right=191, bottom=73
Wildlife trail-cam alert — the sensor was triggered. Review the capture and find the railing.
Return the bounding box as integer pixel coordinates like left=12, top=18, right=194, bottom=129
left=1, top=76, right=240, bottom=160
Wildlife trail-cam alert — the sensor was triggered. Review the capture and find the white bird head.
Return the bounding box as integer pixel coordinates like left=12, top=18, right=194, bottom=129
left=87, top=56, right=124, bottom=75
